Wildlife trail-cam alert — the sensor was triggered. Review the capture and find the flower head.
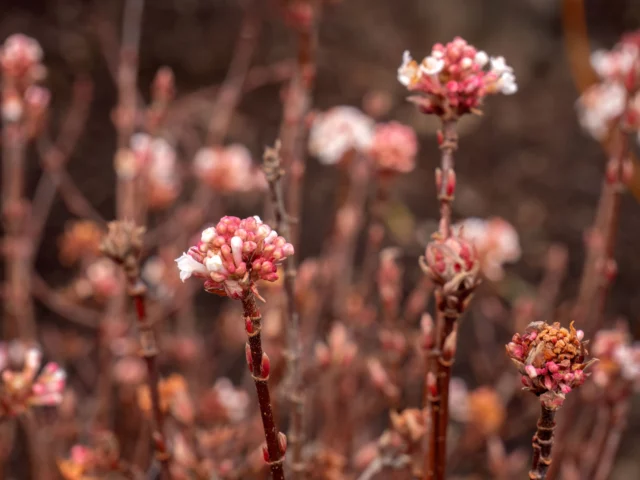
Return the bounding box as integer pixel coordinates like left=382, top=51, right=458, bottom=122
left=369, top=121, right=418, bottom=173
left=175, top=216, right=294, bottom=299
left=506, top=321, right=595, bottom=407
left=0, top=344, right=66, bottom=417
left=0, top=34, right=44, bottom=82
left=398, top=37, right=517, bottom=118
left=576, top=82, right=627, bottom=140
left=591, top=324, right=640, bottom=390
left=194, top=144, right=267, bottom=193
left=454, top=217, right=521, bottom=281
left=308, top=106, right=375, bottom=164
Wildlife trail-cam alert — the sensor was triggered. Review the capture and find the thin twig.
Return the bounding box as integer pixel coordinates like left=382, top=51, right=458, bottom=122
left=263, top=142, right=305, bottom=474
left=242, top=291, right=286, bottom=480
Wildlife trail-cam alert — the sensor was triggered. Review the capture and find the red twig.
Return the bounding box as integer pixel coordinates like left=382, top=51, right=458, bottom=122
left=242, top=291, right=286, bottom=480
left=529, top=402, right=557, bottom=480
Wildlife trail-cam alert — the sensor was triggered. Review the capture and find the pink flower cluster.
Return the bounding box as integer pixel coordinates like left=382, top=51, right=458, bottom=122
left=454, top=217, right=521, bottom=281
left=506, top=321, right=595, bottom=406
left=175, top=216, right=294, bottom=299
left=193, top=145, right=267, bottom=193
left=309, top=106, right=375, bottom=165
left=398, top=37, right=517, bottom=118
left=592, top=324, right=640, bottom=390
left=0, top=344, right=66, bottom=417
left=0, top=34, right=44, bottom=82
left=577, top=32, right=640, bottom=140
left=0, top=34, right=49, bottom=124
left=369, top=121, right=418, bottom=173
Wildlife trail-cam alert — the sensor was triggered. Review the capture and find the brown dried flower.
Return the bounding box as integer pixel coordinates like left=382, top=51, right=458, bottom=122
left=506, top=321, right=596, bottom=407
left=58, top=220, right=104, bottom=266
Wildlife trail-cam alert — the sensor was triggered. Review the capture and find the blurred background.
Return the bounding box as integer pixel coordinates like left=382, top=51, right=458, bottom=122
left=1, top=0, right=640, bottom=478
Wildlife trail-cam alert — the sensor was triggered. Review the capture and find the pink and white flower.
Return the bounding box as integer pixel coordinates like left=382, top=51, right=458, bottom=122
left=398, top=37, right=517, bottom=118
left=308, top=106, right=375, bottom=164
left=176, top=216, right=294, bottom=298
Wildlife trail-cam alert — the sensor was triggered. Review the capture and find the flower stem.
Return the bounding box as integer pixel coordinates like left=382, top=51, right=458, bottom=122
left=437, top=119, right=458, bottom=239
left=529, top=402, right=557, bottom=480
left=130, top=283, right=171, bottom=479
left=242, top=291, right=286, bottom=480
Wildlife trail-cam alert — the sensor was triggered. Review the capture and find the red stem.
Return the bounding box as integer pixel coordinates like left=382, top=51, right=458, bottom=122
left=131, top=290, right=171, bottom=479
left=242, top=291, right=286, bottom=480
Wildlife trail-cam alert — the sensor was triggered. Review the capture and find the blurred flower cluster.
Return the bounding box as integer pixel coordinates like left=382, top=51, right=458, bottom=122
left=0, top=34, right=49, bottom=132
left=577, top=31, right=640, bottom=140
left=454, top=217, right=521, bottom=281
left=194, top=144, right=267, bottom=193
left=0, top=343, right=66, bottom=418
left=592, top=324, right=640, bottom=390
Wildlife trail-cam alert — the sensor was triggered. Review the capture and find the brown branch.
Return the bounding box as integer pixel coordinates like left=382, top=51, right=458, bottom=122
left=2, top=80, right=36, bottom=342
left=31, top=77, right=94, bottom=248
left=263, top=142, right=305, bottom=474
left=529, top=402, right=557, bottom=480
left=242, top=291, right=286, bottom=480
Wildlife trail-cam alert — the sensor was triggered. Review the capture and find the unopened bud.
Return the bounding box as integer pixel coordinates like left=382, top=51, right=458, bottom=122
left=442, top=329, right=458, bottom=361
left=260, top=353, right=271, bottom=379
left=262, top=444, right=270, bottom=463
left=435, top=168, right=443, bottom=191
left=277, top=432, right=287, bottom=454
left=421, top=313, right=434, bottom=350
left=245, top=343, right=253, bottom=373
left=437, top=129, right=444, bottom=145
left=445, top=170, right=456, bottom=196
left=605, top=158, right=621, bottom=185
left=426, top=372, right=438, bottom=398
left=245, top=316, right=254, bottom=334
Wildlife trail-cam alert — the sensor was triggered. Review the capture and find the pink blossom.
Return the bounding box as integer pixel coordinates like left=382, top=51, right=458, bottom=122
left=176, top=216, right=294, bottom=298
left=308, top=106, right=375, bottom=164
left=454, top=217, right=521, bottom=281
left=398, top=37, right=517, bottom=118
left=369, top=121, right=418, bottom=173
left=0, top=34, right=44, bottom=81
left=194, top=144, right=267, bottom=193
left=0, top=344, right=67, bottom=416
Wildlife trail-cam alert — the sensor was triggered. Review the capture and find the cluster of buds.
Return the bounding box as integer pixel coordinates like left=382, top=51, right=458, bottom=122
left=506, top=321, right=596, bottom=407
left=577, top=31, right=640, bottom=141
left=315, top=322, right=358, bottom=368
left=57, top=432, right=124, bottom=480
left=448, top=380, right=506, bottom=437
left=194, top=144, right=267, bottom=193
left=420, top=233, right=480, bottom=295
left=0, top=344, right=66, bottom=418
left=591, top=324, right=640, bottom=391
left=0, top=34, right=49, bottom=128
left=138, top=374, right=194, bottom=425
left=308, top=106, right=375, bottom=165
left=369, top=121, right=418, bottom=174
left=58, top=220, right=104, bottom=266
left=453, top=217, right=521, bottom=281
left=133, top=133, right=179, bottom=208
left=398, top=37, right=517, bottom=118
left=175, top=216, right=295, bottom=299
left=198, top=378, right=250, bottom=423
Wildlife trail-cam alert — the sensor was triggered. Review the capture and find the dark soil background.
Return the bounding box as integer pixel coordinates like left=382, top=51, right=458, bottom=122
left=1, top=0, right=640, bottom=478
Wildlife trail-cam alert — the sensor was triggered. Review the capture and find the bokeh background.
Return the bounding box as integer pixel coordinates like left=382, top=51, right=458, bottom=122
left=1, top=0, right=640, bottom=478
